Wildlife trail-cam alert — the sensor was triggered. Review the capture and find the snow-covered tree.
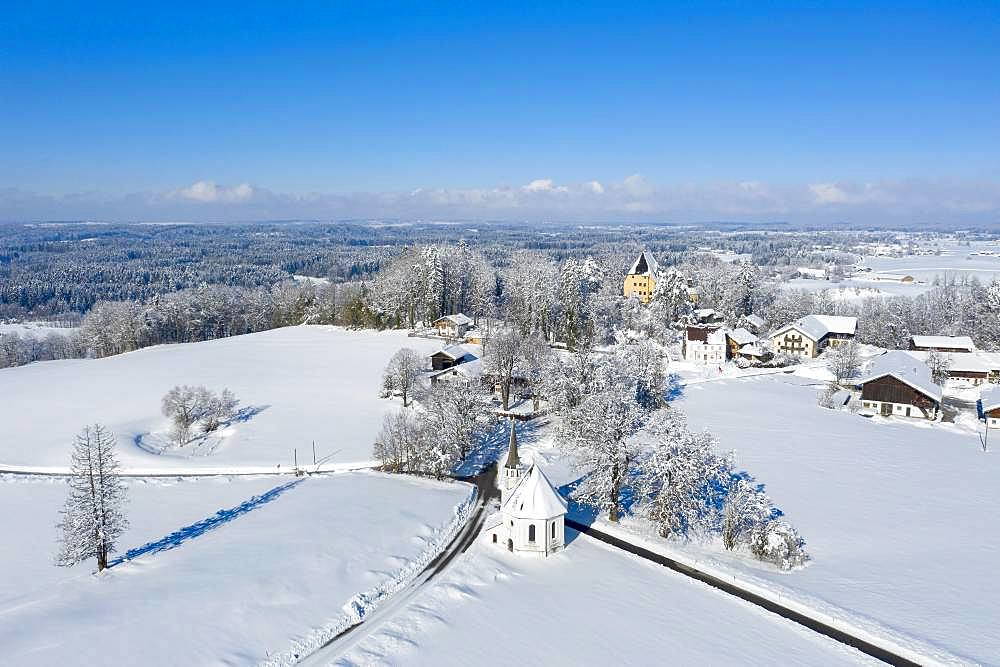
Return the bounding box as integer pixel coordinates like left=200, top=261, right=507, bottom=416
left=557, top=388, right=648, bottom=522
left=483, top=327, right=527, bottom=410
left=421, top=380, right=490, bottom=463
left=161, top=385, right=240, bottom=445
left=721, top=478, right=774, bottom=551
left=56, top=424, right=129, bottom=572
left=648, top=267, right=692, bottom=331
left=373, top=410, right=426, bottom=473
left=925, top=349, right=951, bottom=387
left=382, top=347, right=424, bottom=407
left=826, top=340, right=862, bottom=385
left=638, top=417, right=730, bottom=538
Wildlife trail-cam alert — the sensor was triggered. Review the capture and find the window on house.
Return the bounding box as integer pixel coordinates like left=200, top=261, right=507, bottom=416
left=551, top=522, right=556, bottom=539
left=528, top=524, right=536, bottom=542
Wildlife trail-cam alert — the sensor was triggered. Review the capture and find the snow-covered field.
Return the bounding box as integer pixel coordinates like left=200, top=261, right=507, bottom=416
left=338, top=528, right=875, bottom=665
left=861, top=243, right=1000, bottom=290
left=0, top=326, right=441, bottom=472
left=674, top=373, right=999, bottom=664
left=0, top=472, right=473, bottom=665
left=0, top=321, right=79, bottom=338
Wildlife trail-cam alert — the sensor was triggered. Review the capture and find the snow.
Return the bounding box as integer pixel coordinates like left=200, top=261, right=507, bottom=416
left=0, top=326, right=442, bottom=472
left=858, top=350, right=943, bottom=403
left=980, top=384, right=1000, bottom=412
left=0, top=322, right=78, bottom=338
left=502, top=464, right=567, bottom=520
left=772, top=315, right=858, bottom=341
left=0, top=471, right=473, bottom=665
left=910, top=335, right=976, bottom=351
left=674, top=373, right=1000, bottom=664
left=337, top=528, right=875, bottom=665
left=627, top=249, right=658, bottom=276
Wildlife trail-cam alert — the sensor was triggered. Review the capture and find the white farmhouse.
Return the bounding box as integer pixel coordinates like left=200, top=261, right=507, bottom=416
left=432, top=313, right=473, bottom=338
left=486, top=422, right=567, bottom=557
left=769, top=315, right=857, bottom=358
left=683, top=325, right=727, bottom=364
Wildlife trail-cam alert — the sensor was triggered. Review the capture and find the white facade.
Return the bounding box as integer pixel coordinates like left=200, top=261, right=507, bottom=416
left=487, top=464, right=568, bottom=558
left=684, top=328, right=727, bottom=364
left=433, top=313, right=473, bottom=338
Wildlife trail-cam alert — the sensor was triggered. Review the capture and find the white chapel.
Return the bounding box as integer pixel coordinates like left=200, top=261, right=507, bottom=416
left=485, top=420, right=567, bottom=557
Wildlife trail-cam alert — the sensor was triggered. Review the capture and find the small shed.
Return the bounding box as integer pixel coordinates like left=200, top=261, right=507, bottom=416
left=429, top=344, right=478, bottom=371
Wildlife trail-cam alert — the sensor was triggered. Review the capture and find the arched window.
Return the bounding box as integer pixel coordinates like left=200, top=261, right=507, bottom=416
left=528, top=524, right=536, bottom=542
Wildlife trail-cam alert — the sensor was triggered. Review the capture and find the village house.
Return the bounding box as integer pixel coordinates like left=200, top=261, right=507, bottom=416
left=429, top=358, right=483, bottom=387
left=857, top=351, right=943, bottom=420
left=981, top=386, right=1000, bottom=428
left=724, top=327, right=758, bottom=359
left=905, top=350, right=1000, bottom=386
left=429, top=344, right=478, bottom=371
left=623, top=250, right=658, bottom=304
left=432, top=313, right=473, bottom=338
left=741, top=314, right=766, bottom=336
left=909, top=335, right=976, bottom=354
left=683, top=325, right=727, bottom=365
left=769, top=315, right=857, bottom=358
left=485, top=422, right=567, bottom=557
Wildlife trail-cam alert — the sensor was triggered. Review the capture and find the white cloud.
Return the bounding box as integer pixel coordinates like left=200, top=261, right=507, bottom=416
left=3, top=177, right=999, bottom=227
left=522, top=179, right=568, bottom=193
left=809, top=182, right=849, bottom=204
left=177, top=180, right=255, bottom=203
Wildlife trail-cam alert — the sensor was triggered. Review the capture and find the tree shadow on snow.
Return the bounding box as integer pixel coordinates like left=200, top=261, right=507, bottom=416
left=108, top=478, right=304, bottom=568
left=452, top=418, right=545, bottom=477
left=663, top=373, right=685, bottom=403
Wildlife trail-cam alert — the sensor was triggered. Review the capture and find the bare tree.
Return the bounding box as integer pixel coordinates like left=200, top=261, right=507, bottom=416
left=56, top=424, right=129, bottom=572
left=827, top=341, right=862, bottom=385
left=483, top=328, right=525, bottom=410
left=161, top=385, right=240, bottom=445
left=382, top=347, right=424, bottom=407
left=926, top=349, right=950, bottom=387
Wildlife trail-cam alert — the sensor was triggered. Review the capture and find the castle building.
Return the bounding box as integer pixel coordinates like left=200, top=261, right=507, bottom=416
left=624, top=250, right=658, bottom=304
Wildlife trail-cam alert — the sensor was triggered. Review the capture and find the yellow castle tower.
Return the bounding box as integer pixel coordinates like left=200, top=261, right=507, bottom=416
left=623, top=250, right=658, bottom=304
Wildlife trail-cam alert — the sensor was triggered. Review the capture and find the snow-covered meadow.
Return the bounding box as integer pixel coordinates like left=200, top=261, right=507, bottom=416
left=0, top=326, right=440, bottom=472
left=675, top=373, right=999, bottom=664
left=0, top=472, right=473, bottom=665
left=337, top=529, right=876, bottom=665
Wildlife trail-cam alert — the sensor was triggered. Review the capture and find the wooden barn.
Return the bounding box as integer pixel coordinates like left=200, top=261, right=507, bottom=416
left=429, top=344, right=478, bottom=371
left=857, top=351, right=943, bottom=420
left=909, top=335, right=976, bottom=353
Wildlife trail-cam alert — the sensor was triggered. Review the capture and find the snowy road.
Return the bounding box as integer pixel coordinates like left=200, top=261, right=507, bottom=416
left=295, top=467, right=498, bottom=666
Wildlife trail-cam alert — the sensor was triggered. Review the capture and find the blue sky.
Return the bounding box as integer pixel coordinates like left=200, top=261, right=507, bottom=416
left=1, top=1, right=998, bottom=224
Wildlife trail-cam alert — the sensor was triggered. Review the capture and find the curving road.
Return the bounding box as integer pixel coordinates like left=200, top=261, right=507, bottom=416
left=296, top=466, right=498, bottom=666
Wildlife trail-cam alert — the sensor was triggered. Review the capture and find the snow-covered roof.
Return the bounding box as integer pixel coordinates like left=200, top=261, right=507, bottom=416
left=744, top=314, right=765, bottom=330
left=502, top=465, right=567, bottom=520
left=430, top=358, right=483, bottom=381
left=981, top=385, right=1000, bottom=413
left=706, top=329, right=728, bottom=345
left=910, top=335, right=976, bottom=352
left=627, top=250, right=659, bottom=277
left=739, top=344, right=765, bottom=357
left=431, top=344, right=479, bottom=361
left=904, top=351, right=990, bottom=374
left=771, top=315, right=857, bottom=342
left=434, top=313, right=473, bottom=326
left=858, top=351, right=943, bottom=403
left=726, top=328, right=757, bottom=346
